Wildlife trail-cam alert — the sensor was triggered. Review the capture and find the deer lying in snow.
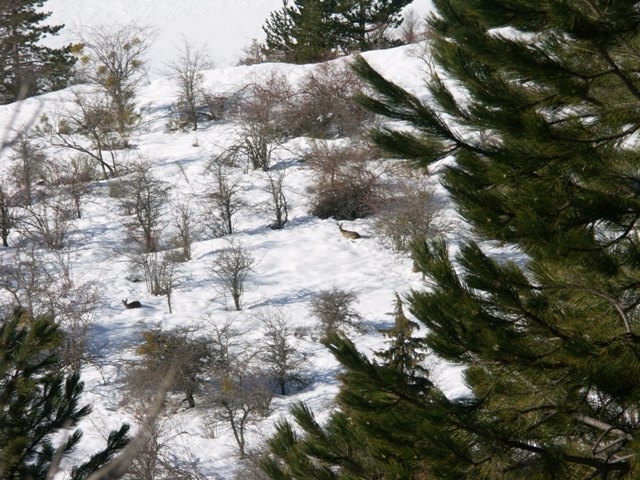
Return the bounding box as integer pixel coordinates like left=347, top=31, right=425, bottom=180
left=337, top=222, right=361, bottom=239
left=122, top=298, right=142, bottom=309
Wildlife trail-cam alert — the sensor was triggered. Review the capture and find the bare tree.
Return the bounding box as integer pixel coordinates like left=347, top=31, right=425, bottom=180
left=118, top=160, right=171, bottom=253
left=127, top=327, right=215, bottom=409
left=166, top=40, right=212, bottom=131
left=309, top=287, right=365, bottom=336
left=122, top=410, right=207, bottom=480
left=76, top=24, right=153, bottom=141
left=204, top=318, right=245, bottom=373
left=170, top=195, right=197, bottom=261
left=49, top=155, right=96, bottom=219
left=229, top=72, right=293, bottom=171
left=129, top=250, right=180, bottom=312
left=203, top=158, right=245, bottom=237
left=0, top=243, right=100, bottom=371
left=257, top=308, right=307, bottom=395
left=399, top=8, right=430, bottom=44
left=210, top=239, right=256, bottom=311
left=41, top=91, right=122, bottom=178
left=261, top=167, right=289, bottom=230
left=207, top=345, right=272, bottom=459
left=54, top=279, right=102, bottom=370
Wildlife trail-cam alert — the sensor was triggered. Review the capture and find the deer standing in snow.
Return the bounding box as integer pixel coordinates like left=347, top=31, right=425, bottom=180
left=337, top=222, right=361, bottom=239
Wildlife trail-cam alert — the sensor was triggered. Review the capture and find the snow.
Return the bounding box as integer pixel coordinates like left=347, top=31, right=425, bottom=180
left=43, top=0, right=435, bottom=76
left=0, top=1, right=454, bottom=478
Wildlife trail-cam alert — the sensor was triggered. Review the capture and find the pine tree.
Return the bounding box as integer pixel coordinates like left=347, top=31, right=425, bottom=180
left=0, top=308, right=130, bottom=479
left=262, top=302, right=437, bottom=479
left=333, top=0, right=412, bottom=52
left=264, top=0, right=640, bottom=478
left=263, top=0, right=338, bottom=63
left=262, top=0, right=412, bottom=63
left=0, top=0, right=76, bottom=104
left=375, top=292, right=427, bottom=378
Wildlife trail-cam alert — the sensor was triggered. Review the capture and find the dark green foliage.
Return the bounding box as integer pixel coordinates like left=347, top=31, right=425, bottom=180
left=354, top=0, right=640, bottom=477
left=262, top=296, right=435, bottom=479
left=263, top=0, right=338, bottom=63
left=262, top=0, right=411, bottom=63
left=69, top=424, right=131, bottom=480
left=375, top=293, right=427, bottom=378
left=262, top=333, right=438, bottom=479
left=0, top=0, right=76, bottom=103
left=0, top=308, right=130, bottom=479
left=265, top=0, right=640, bottom=478
left=333, top=0, right=412, bottom=52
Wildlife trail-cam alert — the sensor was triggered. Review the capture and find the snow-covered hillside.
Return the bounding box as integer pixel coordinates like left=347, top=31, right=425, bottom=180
left=44, top=0, right=433, bottom=75
left=0, top=2, right=452, bottom=479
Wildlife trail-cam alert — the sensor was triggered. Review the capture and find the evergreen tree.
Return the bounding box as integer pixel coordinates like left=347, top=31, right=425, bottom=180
left=265, top=0, right=640, bottom=478
left=0, top=308, right=130, bottom=479
left=262, top=0, right=410, bottom=63
left=375, top=292, right=427, bottom=378
left=262, top=301, right=436, bottom=479
left=333, top=0, right=412, bottom=52
left=263, top=0, right=338, bottom=63
left=0, top=0, right=76, bottom=104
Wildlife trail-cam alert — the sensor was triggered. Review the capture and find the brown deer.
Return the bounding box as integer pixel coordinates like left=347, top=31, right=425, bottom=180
left=337, top=222, right=361, bottom=239
left=122, top=298, right=142, bottom=309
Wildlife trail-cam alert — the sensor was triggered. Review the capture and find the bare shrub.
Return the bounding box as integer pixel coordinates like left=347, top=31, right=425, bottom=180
left=372, top=172, right=445, bottom=252
left=211, top=239, right=256, bottom=311
left=256, top=308, right=307, bottom=395
left=129, top=250, right=180, bottom=312
left=170, top=195, right=198, bottom=261
left=203, top=159, right=245, bottom=237
left=117, top=160, right=171, bottom=253
left=126, top=326, right=215, bottom=409
left=228, top=72, right=293, bottom=171
left=16, top=195, right=74, bottom=250
left=48, top=155, right=96, bottom=219
left=306, top=141, right=384, bottom=220
left=207, top=355, right=273, bottom=459
left=201, top=89, right=240, bottom=122
left=309, top=287, right=364, bottom=336
left=166, top=40, right=212, bottom=131
left=122, top=411, right=208, bottom=480
left=289, top=61, right=373, bottom=138
left=261, top=167, right=289, bottom=229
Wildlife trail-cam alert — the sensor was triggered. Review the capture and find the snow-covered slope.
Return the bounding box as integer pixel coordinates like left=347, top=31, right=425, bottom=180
left=0, top=2, right=449, bottom=478
left=44, top=0, right=433, bottom=75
